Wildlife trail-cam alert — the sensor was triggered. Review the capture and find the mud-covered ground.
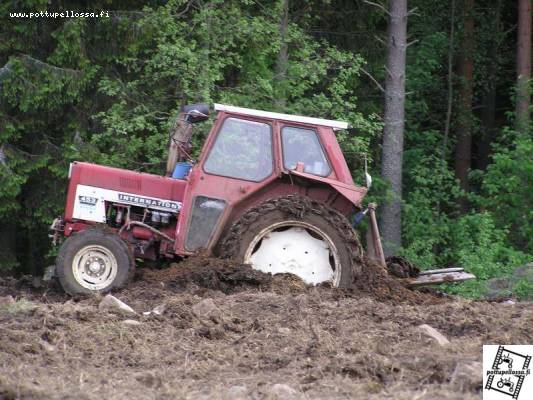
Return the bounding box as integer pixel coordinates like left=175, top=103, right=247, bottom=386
left=0, top=257, right=531, bottom=400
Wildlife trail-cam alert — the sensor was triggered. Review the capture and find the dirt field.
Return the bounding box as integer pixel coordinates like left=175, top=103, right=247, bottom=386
left=1, top=257, right=531, bottom=400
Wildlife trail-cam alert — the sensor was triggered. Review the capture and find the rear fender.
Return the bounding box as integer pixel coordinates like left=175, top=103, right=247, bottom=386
left=286, top=170, right=367, bottom=208
left=213, top=176, right=360, bottom=254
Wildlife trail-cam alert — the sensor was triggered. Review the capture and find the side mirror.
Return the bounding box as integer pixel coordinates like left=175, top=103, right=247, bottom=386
left=187, top=109, right=208, bottom=122
left=182, top=103, right=210, bottom=123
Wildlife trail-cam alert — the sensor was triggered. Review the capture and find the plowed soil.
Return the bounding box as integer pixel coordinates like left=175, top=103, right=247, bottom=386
left=0, top=257, right=531, bottom=400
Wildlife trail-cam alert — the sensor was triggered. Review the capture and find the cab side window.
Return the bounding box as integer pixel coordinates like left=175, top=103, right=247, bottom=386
left=281, top=126, right=331, bottom=177
left=204, top=118, right=273, bottom=181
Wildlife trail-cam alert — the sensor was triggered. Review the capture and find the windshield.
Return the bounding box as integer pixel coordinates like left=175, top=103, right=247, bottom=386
left=204, top=118, right=273, bottom=181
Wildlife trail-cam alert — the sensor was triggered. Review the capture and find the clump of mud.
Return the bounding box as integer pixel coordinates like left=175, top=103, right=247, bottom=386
left=386, top=256, right=420, bottom=278
left=135, top=255, right=437, bottom=305
left=142, top=256, right=272, bottom=294
left=351, top=258, right=433, bottom=304
left=137, top=255, right=309, bottom=297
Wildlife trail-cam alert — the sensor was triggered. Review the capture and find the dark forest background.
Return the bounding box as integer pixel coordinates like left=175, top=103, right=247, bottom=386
left=0, top=0, right=531, bottom=298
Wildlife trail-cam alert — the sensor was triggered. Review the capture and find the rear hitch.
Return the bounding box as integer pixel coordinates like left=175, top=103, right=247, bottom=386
left=364, top=203, right=387, bottom=268
left=354, top=203, right=476, bottom=287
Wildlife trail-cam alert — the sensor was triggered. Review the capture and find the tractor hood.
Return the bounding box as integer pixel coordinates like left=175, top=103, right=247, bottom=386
left=64, top=162, right=187, bottom=223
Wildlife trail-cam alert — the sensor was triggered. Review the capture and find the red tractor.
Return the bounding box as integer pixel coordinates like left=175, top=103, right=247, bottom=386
left=50, top=104, right=473, bottom=294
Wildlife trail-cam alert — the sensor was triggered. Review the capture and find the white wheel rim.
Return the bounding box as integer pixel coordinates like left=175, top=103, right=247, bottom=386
left=72, top=245, right=118, bottom=291
left=244, top=221, right=341, bottom=286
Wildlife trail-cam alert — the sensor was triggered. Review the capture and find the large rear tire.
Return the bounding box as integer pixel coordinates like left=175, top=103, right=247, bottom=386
left=56, top=228, right=134, bottom=295
left=218, top=195, right=363, bottom=288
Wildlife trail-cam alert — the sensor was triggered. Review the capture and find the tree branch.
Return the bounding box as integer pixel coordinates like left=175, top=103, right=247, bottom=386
left=360, top=67, right=385, bottom=93
left=174, top=0, right=193, bottom=18
left=363, top=0, right=390, bottom=16
left=374, top=35, right=387, bottom=46
left=407, top=7, right=419, bottom=17
left=406, top=39, right=419, bottom=47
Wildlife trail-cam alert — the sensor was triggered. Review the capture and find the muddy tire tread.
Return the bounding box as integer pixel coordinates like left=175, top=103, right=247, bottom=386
left=218, top=195, right=363, bottom=287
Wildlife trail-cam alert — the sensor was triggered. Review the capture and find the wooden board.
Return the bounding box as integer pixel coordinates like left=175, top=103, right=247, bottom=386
left=419, top=267, right=465, bottom=275
left=402, top=271, right=476, bottom=287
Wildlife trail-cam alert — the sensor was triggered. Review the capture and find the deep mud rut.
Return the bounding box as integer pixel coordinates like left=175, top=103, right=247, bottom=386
left=0, top=257, right=531, bottom=400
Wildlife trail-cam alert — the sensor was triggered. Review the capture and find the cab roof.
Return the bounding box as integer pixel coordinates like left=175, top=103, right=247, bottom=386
left=214, top=104, right=349, bottom=131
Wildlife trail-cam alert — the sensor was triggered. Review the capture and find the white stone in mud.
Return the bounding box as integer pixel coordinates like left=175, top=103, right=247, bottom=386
left=269, top=383, right=301, bottom=399
left=122, top=319, right=142, bottom=326
left=98, top=294, right=136, bottom=315
left=143, top=303, right=166, bottom=316
left=418, top=324, right=450, bottom=346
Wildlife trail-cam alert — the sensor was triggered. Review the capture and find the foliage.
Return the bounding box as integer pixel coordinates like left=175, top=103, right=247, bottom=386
left=480, top=128, right=533, bottom=252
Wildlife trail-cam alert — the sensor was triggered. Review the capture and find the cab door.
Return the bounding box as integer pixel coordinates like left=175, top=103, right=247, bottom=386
left=175, top=113, right=279, bottom=254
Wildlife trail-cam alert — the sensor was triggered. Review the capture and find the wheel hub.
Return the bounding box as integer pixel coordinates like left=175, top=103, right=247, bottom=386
left=73, top=245, right=118, bottom=290
left=245, top=222, right=339, bottom=285
left=87, top=259, right=105, bottom=275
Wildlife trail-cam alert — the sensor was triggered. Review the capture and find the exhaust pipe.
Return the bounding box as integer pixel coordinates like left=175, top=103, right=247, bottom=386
left=166, top=104, right=210, bottom=176
left=166, top=112, right=192, bottom=176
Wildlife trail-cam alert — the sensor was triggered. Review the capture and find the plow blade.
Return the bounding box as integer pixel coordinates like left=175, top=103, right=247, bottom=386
left=400, top=268, right=476, bottom=287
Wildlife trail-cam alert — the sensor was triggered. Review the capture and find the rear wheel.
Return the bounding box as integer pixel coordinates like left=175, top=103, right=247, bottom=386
left=56, top=228, right=134, bottom=295
left=219, top=195, right=363, bottom=287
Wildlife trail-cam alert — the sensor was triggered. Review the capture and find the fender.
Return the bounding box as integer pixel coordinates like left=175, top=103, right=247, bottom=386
left=286, top=170, right=367, bottom=207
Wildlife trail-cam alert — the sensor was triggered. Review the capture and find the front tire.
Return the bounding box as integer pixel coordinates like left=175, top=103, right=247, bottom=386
left=218, top=195, right=363, bottom=288
left=56, top=228, right=134, bottom=295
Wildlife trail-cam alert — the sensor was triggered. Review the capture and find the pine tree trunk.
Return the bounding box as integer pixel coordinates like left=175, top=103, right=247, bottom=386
left=380, top=0, right=408, bottom=257
left=478, top=0, right=500, bottom=171
left=275, top=0, right=289, bottom=109
left=516, top=0, right=531, bottom=131
left=454, top=0, right=474, bottom=211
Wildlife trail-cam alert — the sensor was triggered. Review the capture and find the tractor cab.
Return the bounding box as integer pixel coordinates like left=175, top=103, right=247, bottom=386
left=170, top=104, right=367, bottom=258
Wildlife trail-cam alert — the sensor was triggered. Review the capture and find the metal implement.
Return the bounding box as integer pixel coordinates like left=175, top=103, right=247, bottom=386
left=361, top=204, right=475, bottom=287
left=401, top=268, right=476, bottom=287
left=365, top=203, right=386, bottom=268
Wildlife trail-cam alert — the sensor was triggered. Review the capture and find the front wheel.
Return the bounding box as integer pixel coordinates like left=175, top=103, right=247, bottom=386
left=218, top=195, right=363, bottom=288
left=56, top=228, right=134, bottom=295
